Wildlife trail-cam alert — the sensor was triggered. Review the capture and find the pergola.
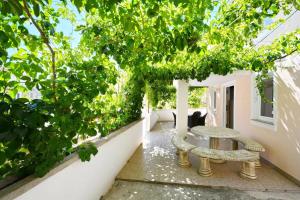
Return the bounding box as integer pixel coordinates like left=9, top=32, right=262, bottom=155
left=173, top=71, right=248, bottom=134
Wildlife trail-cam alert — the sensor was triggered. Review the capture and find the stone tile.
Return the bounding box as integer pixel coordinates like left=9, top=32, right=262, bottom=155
left=246, top=190, right=300, bottom=200
left=117, top=122, right=300, bottom=192
left=104, top=180, right=300, bottom=200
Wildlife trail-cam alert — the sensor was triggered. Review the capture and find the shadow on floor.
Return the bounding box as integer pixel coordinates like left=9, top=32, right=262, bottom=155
left=104, top=122, right=300, bottom=200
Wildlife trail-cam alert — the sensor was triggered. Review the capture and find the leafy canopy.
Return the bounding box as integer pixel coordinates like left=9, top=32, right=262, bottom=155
left=0, top=0, right=299, bottom=179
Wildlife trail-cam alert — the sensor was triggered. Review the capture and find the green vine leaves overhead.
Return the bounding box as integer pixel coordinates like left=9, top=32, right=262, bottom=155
left=0, top=0, right=300, bottom=179
left=81, top=0, right=299, bottom=96
left=79, top=0, right=299, bottom=81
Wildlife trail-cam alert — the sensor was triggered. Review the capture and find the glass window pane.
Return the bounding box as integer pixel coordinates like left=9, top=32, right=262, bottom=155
left=260, top=78, right=273, bottom=118
left=213, top=91, right=217, bottom=109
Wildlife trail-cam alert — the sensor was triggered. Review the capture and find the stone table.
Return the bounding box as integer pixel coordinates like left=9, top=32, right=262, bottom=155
left=190, top=126, right=240, bottom=163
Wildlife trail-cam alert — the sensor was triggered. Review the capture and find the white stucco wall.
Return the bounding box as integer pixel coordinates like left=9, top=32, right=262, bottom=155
left=146, top=111, right=159, bottom=131
left=237, top=69, right=300, bottom=181
left=153, top=108, right=207, bottom=122
left=208, top=69, right=300, bottom=181
left=206, top=10, right=300, bottom=180
left=2, top=120, right=144, bottom=200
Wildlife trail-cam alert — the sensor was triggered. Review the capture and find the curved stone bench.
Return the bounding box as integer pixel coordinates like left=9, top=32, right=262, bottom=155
left=171, top=134, right=196, bottom=167
left=232, top=136, right=265, bottom=168
left=191, top=147, right=259, bottom=179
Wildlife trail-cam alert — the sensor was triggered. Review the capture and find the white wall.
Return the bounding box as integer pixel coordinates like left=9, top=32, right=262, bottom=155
left=5, top=120, right=144, bottom=200
left=235, top=71, right=300, bottom=181
left=208, top=70, right=300, bottom=181
left=152, top=108, right=207, bottom=122
left=254, top=10, right=300, bottom=46
left=146, top=111, right=159, bottom=131
left=175, top=80, right=189, bottom=134
left=155, top=109, right=176, bottom=121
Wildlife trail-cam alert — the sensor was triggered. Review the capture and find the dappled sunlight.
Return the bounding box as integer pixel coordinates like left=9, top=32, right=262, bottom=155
left=142, top=136, right=151, bottom=149
left=116, top=122, right=300, bottom=192
left=149, top=147, right=171, bottom=158
left=276, top=68, right=300, bottom=156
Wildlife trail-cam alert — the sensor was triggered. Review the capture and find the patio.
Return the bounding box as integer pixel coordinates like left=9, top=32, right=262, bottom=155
left=1, top=1, right=300, bottom=200
left=104, top=122, right=300, bottom=200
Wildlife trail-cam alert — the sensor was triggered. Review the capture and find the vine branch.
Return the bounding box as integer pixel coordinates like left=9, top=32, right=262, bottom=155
left=20, top=0, right=57, bottom=102
left=265, top=49, right=298, bottom=64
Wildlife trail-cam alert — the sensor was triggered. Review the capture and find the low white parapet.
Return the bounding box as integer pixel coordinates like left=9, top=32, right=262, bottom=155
left=155, top=108, right=207, bottom=122
left=0, top=119, right=144, bottom=200
left=146, top=111, right=159, bottom=131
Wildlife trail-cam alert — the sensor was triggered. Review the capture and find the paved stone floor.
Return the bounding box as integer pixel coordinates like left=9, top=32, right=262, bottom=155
left=104, top=180, right=300, bottom=200
left=103, top=122, right=300, bottom=200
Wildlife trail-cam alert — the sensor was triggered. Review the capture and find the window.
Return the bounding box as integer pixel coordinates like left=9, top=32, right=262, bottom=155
left=260, top=78, right=273, bottom=118
left=251, top=73, right=275, bottom=127
left=212, top=89, right=217, bottom=112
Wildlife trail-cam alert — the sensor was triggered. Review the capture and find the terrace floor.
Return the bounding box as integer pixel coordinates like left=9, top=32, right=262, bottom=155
left=103, top=122, right=300, bottom=200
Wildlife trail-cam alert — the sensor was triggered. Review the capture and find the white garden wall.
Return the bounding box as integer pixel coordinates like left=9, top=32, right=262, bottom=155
left=145, top=108, right=207, bottom=132
left=154, top=108, right=207, bottom=122
left=0, top=119, right=144, bottom=200
left=146, top=111, right=159, bottom=131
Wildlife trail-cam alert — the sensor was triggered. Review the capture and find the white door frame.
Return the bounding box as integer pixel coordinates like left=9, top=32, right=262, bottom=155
left=222, top=81, right=236, bottom=128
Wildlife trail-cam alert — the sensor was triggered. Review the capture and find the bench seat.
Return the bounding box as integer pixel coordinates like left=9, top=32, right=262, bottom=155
left=171, top=134, right=196, bottom=167
left=171, top=134, right=195, bottom=152
left=191, top=147, right=258, bottom=179
left=191, top=147, right=259, bottom=161
left=232, top=136, right=265, bottom=167
left=232, top=136, right=265, bottom=152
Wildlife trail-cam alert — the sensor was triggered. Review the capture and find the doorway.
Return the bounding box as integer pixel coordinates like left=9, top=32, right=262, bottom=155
left=225, top=86, right=234, bottom=128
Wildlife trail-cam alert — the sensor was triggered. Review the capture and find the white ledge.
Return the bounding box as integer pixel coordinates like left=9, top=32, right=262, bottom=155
left=250, top=119, right=275, bottom=131
left=0, top=118, right=144, bottom=200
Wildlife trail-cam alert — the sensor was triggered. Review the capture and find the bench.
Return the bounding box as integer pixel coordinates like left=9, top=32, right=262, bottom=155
left=171, top=134, right=196, bottom=167
left=232, top=136, right=265, bottom=168
left=191, top=147, right=259, bottom=179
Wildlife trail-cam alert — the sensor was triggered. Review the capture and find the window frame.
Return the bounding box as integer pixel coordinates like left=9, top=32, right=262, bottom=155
left=258, top=77, right=274, bottom=122
left=251, top=72, right=277, bottom=130
left=212, top=90, right=217, bottom=112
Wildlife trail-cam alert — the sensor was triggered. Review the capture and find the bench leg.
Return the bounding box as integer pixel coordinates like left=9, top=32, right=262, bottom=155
left=198, top=157, right=213, bottom=177
left=178, top=150, right=191, bottom=167
left=209, top=137, right=219, bottom=149
left=255, top=159, right=262, bottom=168
left=209, top=138, right=226, bottom=164
left=232, top=140, right=238, bottom=150
left=240, top=161, right=257, bottom=180
left=250, top=151, right=261, bottom=168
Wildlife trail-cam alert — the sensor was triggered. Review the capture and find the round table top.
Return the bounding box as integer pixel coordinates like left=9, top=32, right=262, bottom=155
left=190, top=126, right=240, bottom=138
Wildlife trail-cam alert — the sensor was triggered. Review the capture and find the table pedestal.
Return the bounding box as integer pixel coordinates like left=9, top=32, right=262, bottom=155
left=209, top=138, right=226, bottom=164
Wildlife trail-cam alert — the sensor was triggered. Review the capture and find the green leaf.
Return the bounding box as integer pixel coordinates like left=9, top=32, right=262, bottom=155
left=33, top=3, right=40, bottom=17
left=21, top=76, right=31, bottom=81
left=87, top=128, right=97, bottom=136
left=0, top=48, right=8, bottom=59
left=78, top=143, right=98, bottom=162
left=7, top=0, right=23, bottom=16
left=0, top=151, right=6, bottom=165
left=252, top=60, right=264, bottom=71
left=0, top=31, right=9, bottom=43
left=0, top=117, right=11, bottom=134
left=175, top=36, right=184, bottom=50
left=0, top=102, right=10, bottom=113
left=14, top=98, right=29, bottom=104
left=73, top=0, right=83, bottom=10
left=50, top=28, right=55, bottom=36
left=13, top=126, right=28, bottom=137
